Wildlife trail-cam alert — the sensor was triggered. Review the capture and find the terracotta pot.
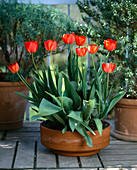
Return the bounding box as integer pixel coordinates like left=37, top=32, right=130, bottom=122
left=0, top=77, right=31, bottom=130
left=112, top=98, right=137, bottom=141
left=40, top=121, right=111, bottom=156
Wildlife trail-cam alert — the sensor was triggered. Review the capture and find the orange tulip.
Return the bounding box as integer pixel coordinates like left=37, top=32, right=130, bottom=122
left=61, top=33, right=75, bottom=44
left=8, top=62, right=19, bottom=73
left=104, top=39, right=117, bottom=51
left=24, top=41, right=38, bottom=53
left=75, top=35, right=86, bottom=46
left=76, top=47, right=88, bottom=57
left=102, top=63, right=116, bottom=73
left=87, top=45, right=99, bottom=53
left=44, top=40, right=57, bottom=51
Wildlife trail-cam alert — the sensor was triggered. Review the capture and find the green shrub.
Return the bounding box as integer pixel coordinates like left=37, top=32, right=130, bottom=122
left=77, top=0, right=137, bottom=98
left=0, top=0, right=81, bottom=81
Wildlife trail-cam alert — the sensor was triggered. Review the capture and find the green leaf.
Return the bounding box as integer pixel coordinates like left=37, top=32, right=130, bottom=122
left=58, top=96, right=73, bottom=111
left=68, top=51, right=73, bottom=81
left=30, top=114, right=42, bottom=121
left=62, top=125, right=67, bottom=134
left=48, top=67, right=58, bottom=96
left=38, top=98, right=62, bottom=116
left=53, top=114, right=65, bottom=126
left=101, top=91, right=126, bottom=119
left=70, top=81, right=78, bottom=90
left=61, top=72, right=81, bottom=110
left=68, top=111, right=95, bottom=135
left=55, top=66, right=59, bottom=89
left=93, top=118, right=102, bottom=135
left=15, top=92, right=37, bottom=102
left=58, top=73, right=63, bottom=96
left=45, top=91, right=61, bottom=107
left=76, top=124, right=93, bottom=147
left=96, top=90, right=103, bottom=103
left=82, top=99, right=96, bottom=121
left=68, top=110, right=83, bottom=122
left=83, top=64, right=87, bottom=99
left=69, top=118, right=78, bottom=132
left=80, top=122, right=96, bottom=135
left=42, top=63, right=48, bottom=85
left=89, top=80, right=96, bottom=100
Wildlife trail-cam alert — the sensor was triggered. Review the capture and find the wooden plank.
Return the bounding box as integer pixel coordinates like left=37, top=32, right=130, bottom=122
left=44, top=169, right=97, bottom=170
left=37, top=142, right=56, bottom=168
left=14, top=141, right=35, bottom=168
left=23, top=121, right=41, bottom=128
left=103, top=160, right=137, bottom=168
left=59, top=155, right=79, bottom=168
left=110, top=140, right=137, bottom=145
left=6, top=131, right=40, bottom=141
left=100, top=168, right=130, bottom=170
left=0, top=141, right=15, bottom=169
left=100, top=155, right=137, bottom=161
left=17, top=0, right=79, bottom=5
left=15, top=127, right=40, bottom=132
left=100, top=149, right=137, bottom=155
left=104, top=144, right=137, bottom=150
left=80, top=154, right=102, bottom=168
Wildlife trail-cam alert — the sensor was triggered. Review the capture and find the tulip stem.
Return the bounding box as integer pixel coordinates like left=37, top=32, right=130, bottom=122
left=81, top=57, right=84, bottom=76
left=106, top=51, right=110, bottom=62
left=106, top=73, right=109, bottom=104
left=50, top=51, right=55, bottom=71
left=92, top=54, right=96, bottom=71
left=32, top=53, right=43, bottom=81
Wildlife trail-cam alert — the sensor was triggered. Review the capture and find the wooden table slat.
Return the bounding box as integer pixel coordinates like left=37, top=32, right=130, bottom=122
left=80, top=154, right=102, bottom=168
left=37, top=142, right=56, bottom=168
left=100, top=155, right=137, bottom=161
left=0, top=141, right=15, bottom=169
left=103, top=160, right=137, bottom=168
left=14, top=141, right=35, bottom=168
left=59, top=155, right=79, bottom=168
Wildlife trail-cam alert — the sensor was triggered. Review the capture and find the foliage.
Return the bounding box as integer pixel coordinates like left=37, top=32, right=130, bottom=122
left=77, top=0, right=137, bottom=98
left=0, top=0, right=81, bottom=81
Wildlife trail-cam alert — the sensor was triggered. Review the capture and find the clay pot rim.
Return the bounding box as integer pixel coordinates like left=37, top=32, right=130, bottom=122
left=40, top=120, right=110, bottom=135
left=119, top=98, right=137, bottom=105
left=0, top=78, right=33, bottom=87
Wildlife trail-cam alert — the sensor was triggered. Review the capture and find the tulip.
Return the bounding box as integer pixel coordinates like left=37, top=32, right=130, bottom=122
left=61, top=33, right=75, bottom=44
left=104, top=39, right=117, bottom=51
left=76, top=47, right=88, bottom=57
left=75, top=35, right=86, bottom=46
left=102, top=63, right=116, bottom=73
left=87, top=44, right=99, bottom=54
left=44, top=40, right=57, bottom=51
left=8, top=62, right=19, bottom=73
left=24, top=41, right=38, bottom=53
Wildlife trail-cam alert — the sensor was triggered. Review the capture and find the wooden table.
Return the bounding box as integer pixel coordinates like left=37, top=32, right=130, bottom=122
left=0, top=120, right=137, bottom=169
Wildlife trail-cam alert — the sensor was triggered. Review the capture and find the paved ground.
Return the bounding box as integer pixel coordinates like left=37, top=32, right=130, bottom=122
left=0, top=120, right=137, bottom=170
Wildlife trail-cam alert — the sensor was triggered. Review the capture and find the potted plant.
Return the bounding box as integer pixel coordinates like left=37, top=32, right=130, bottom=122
left=9, top=33, right=125, bottom=156
left=0, top=1, right=81, bottom=130
left=77, top=0, right=137, bottom=141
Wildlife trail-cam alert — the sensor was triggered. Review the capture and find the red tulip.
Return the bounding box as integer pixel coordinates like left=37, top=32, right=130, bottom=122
left=8, top=62, right=19, bottom=73
left=24, top=41, right=38, bottom=53
left=75, top=35, right=86, bottom=46
left=44, top=40, right=57, bottom=51
left=76, top=47, right=88, bottom=57
left=104, top=39, right=117, bottom=51
left=87, top=44, right=99, bottom=54
left=61, top=33, right=75, bottom=44
left=102, top=63, right=116, bottom=73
